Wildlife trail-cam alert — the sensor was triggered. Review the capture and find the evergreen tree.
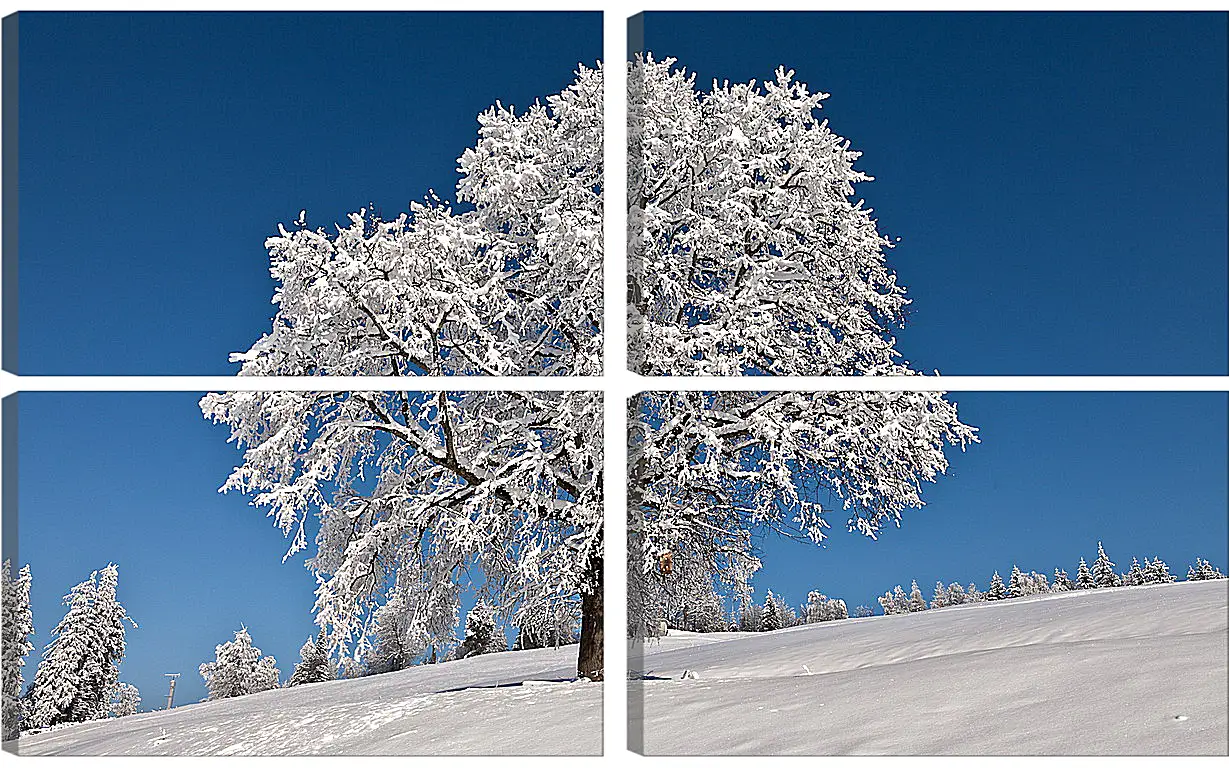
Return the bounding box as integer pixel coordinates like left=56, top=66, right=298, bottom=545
left=826, top=599, right=848, bottom=621
left=930, top=581, right=949, bottom=609
left=199, top=627, right=280, bottom=700
left=2, top=561, right=34, bottom=740
left=1052, top=568, right=1072, bottom=591
left=892, top=585, right=910, bottom=614
left=30, top=565, right=134, bottom=728
left=738, top=602, right=764, bottom=632
left=908, top=580, right=927, bottom=612
left=1092, top=542, right=1119, bottom=588
left=457, top=601, right=504, bottom=659
left=853, top=605, right=874, bottom=618
left=1123, top=557, right=1145, bottom=587
left=1189, top=558, right=1226, bottom=581
left=965, top=583, right=984, bottom=602
left=986, top=571, right=1007, bottom=601
left=288, top=630, right=336, bottom=687
left=806, top=591, right=827, bottom=624
left=108, top=682, right=140, bottom=718
left=1076, top=558, right=1096, bottom=589
left=364, top=594, right=421, bottom=675
left=946, top=582, right=966, bottom=605
left=761, top=591, right=782, bottom=632
left=1007, top=565, right=1025, bottom=598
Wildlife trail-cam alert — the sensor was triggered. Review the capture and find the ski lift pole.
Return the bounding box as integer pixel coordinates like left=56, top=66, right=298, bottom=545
left=163, top=673, right=180, bottom=710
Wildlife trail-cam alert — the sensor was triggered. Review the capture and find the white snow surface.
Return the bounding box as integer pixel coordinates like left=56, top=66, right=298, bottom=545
left=631, top=580, right=1228, bottom=755
left=16, top=644, right=600, bottom=755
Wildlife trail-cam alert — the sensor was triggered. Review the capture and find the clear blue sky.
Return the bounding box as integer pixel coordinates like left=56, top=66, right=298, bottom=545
left=14, top=11, right=601, bottom=374
left=15, top=392, right=320, bottom=710
left=747, top=391, right=1229, bottom=615
left=638, top=11, right=1228, bottom=375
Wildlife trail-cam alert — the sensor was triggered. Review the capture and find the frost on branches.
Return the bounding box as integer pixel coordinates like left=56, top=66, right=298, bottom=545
left=2, top=561, right=34, bottom=740
left=29, top=565, right=134, bottom=728
left=199, top=627, right=280, bottom=701
left=229, top=64, right=603, bottom=378
left=628, top=390, right=975, bottom=637
left=628, top=54, right=917, bottom=376
left=201, top=390, right=605, bottom=680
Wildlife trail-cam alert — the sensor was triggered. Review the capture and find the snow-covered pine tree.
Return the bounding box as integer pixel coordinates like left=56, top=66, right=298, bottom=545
left=986, top=571, right=1007, bottom=601
left=1076, top=558, right=1096, bottom=589
left=760, top=591, right=782, bottom=632
left=1142, top=557, right=1175, bottom=584
left=892, top=585, right=910, bottom=614
left=877, top=591, right=895, bottom=616
left=288, top=630, right=336, bottom=687
left=1007, top=566, right=1025, bottom=598
left=1189, top=558, right=1226, bottom=580
left=908, top=581, right=927, bottom=612
left=457, top=602, right=504, bottom=659
left=1124, top=557, right=1145, bottom=587
left=204, top=65, right=605, bottom=682
left=806, top=591, right=828, bottom=624
left=2, top=561, right=34, bottom=740
left=930, top=581, right=949, bottom=609
left=826, top=599, right=848, bottom=621
left=853, top=605, right=874, bottom=618
left=739, top=602, right=764, bottom=632
left=1052, top=568, right=1072, bottom=591
left=946, top=582, right=966, bottom=605
left=30, top=564, right=134, bottom=727
left=966, top=583, right=985, bottom=602
left=108, top=682, right=140, bottom=718
left=1092, top=542, right=1119, bottom=588
left=199, top=627, right=280, bottom=700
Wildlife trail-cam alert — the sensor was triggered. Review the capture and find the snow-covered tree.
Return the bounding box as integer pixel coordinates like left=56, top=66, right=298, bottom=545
left=288, top=630, right=336, bottom=687
left=760, top=591, right=784, bottom=632
left=629, top=55, right=914, bottom=377
left=806, top=591, right=829, bottom=623
left=1187, top=558, right=1226, bottom=581
left=853, top=605, right=874, bottom=619
left=2, top=561, right=33, bottom=740
left=1143, top=557, right=1176, bottom=584
left=1052, top=568, right=1073, bottom=592
left=986, top=571, right=1007, bottom=601
left=1076, top=558, right=1096, bottom=590
left=108, top=682, right=140, bottom=718
left=1092, top=542, right=1119, bottom=588
left=204, top=65, right=606, bottom=682
left=199, top=627, right=280, bottom=701
left=231, top=66, right=602, bottom=380
left=629, top=390, right=975, bottom=637
left=738, top=602, right=765, bottom=633
left=1007, top=566, right=1025, bottom=598
left=946, top=582, right=967, bottom=606
left=514, top=599, right=580, bottom=649
left=966, top=583, right=985, bottom=603
left=203, top=390, right=603, bottom=680
left=907, top=580, right=927, bottom=612
left=30, top=565, right=134, bottom=728
left=457, top=602, right=504, bottom=659
left=1123, top=557, right=1145, bottom=587
left=930, top=581, right=949, bottom=609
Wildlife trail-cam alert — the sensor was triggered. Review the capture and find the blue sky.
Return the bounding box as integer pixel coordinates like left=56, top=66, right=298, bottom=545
left=638, top=12, right=1228, bottom=375
left=747, top=391, right=1229, bottom=615
left=13, top=11, right=601, bottom=375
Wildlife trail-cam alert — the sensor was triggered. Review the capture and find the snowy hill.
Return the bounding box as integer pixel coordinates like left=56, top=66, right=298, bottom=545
left=631, top=579, right=1227, bottom=755
left=16, top=644, right=600, bottom=756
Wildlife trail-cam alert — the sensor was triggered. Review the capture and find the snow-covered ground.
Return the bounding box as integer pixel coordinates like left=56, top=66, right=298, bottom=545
left=16, top=644, right=600, bottom=755
left=631, top=579, right=1228, bottom=755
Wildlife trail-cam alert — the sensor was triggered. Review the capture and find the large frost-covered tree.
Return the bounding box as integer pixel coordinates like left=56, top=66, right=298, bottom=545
left=203, top=390, right=604, bottom=680
left=629, top=54, right=917, bottom=376
left=2, top=561, right=34, bottom=739
left=199, top=627, right=280, bottom=701
left=29, top=565, right=134, bottom=728
left=629, top=390, right=974, bottom=636
left=230, top=64, right=602, bottom=378
left=205, top=64, right=606, bottom=681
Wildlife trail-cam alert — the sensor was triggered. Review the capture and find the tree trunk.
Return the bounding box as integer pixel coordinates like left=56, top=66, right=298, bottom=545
left=577, top=556, right=604, bottom=681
